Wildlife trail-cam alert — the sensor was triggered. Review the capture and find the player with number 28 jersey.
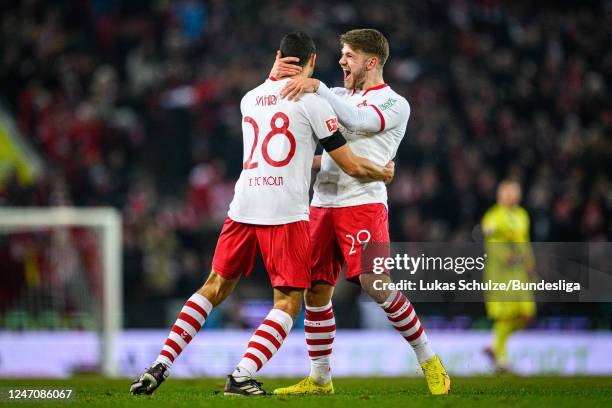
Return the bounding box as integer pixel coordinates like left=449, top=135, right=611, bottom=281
left=228, top=77, right=342, bottom=225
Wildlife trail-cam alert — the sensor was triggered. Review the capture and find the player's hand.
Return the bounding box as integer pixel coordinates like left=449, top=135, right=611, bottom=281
left=383, top=161, right=395, bottom=184
left=270, top=50, right=302, bottom=79
left=281, top=77, right=320, bottom=101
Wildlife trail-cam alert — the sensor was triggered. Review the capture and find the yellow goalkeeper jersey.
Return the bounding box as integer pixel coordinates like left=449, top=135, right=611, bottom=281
left=482, top=204, right=535, bottom=307
left=482, top=204, right=531, bottom=244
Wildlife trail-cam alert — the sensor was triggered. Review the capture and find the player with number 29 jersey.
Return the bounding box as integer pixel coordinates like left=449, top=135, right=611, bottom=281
left=228, top=77, right=340, bottom=225
left=271, top=29, right=450, bottom=397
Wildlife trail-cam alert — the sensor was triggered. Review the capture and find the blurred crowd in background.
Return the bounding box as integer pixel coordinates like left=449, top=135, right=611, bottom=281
left=1, top=0, right=611, bottom=329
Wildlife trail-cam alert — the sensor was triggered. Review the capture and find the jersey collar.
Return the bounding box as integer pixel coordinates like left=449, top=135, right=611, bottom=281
left=350, top=83, right=389, bottom=96
left=268, top=75, right=292, bottom=83
left=362, top=83, right=389, bottom=96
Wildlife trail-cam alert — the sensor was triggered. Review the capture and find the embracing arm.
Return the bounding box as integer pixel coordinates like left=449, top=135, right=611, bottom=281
left=325, top=140, right=394, bottom=183
left=281, top=78, right=387, bottom=133
left=303, top=93, right=394, bottom=183
left=316, top=81, right=385, bottom=133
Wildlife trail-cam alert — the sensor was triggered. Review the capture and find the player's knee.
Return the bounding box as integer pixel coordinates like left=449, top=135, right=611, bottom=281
left=304, top=290, right=324, bottom=308
left=360, top=273, right=391, bottom=303
left=273, top=293, right=303, bottom=320
left=274, top=300, right=301, bottom=320
left=304, top=283, right=333, bottom=308
left=198, top=270, right=235, bottom=306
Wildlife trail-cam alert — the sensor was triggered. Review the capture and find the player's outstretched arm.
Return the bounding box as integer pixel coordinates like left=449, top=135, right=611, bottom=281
left=282, top=79, right=394, bottom=133
left=327, top=144, right=394, bottom=183
left=315, top=81, right=392, bottom=132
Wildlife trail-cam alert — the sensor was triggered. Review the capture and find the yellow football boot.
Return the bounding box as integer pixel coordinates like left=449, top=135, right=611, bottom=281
left=420, top=355, right=450, bottom=395
left=273, top=376, right=334, bottom=395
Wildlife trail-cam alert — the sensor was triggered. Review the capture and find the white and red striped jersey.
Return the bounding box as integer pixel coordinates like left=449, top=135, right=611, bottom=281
left=311, top=82, right=410, bottom=208
left=228, top=77, right=340, bottom=225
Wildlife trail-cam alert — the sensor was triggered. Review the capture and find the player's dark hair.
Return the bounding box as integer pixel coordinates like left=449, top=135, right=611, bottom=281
left=280, top=31, right=316, bottom=67
left=340, top=29, right=389, bottom=67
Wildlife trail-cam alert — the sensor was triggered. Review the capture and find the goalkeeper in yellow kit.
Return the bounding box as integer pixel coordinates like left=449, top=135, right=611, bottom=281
left=481, top=180, right=536, bottom=373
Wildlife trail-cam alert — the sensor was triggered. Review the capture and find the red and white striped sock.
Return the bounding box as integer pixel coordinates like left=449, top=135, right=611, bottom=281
left=305, top=302, right=335, bottom=385
left=232, top=309, right=293, bottom=381
left=154, top=292, right=212, bottom=369
left=380, top=290, right=435, bottom=363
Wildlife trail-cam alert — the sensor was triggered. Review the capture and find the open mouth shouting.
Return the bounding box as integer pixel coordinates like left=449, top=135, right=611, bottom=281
left=343, top=68, right=352, bottom=82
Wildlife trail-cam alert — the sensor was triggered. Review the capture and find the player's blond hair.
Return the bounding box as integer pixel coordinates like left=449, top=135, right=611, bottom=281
left=340, top=29, right=389, bottom=68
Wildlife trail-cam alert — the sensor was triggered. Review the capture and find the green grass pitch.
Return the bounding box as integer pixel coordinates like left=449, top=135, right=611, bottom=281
left=1, top=376, right=611, bottom=407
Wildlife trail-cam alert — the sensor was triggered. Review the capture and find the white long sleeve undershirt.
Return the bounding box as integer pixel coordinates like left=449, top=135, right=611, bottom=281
left=315, top=81, right=383, bottom=133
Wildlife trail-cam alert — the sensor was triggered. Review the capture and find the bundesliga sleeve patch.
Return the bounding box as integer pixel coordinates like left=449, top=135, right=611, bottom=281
left=325, top=118, right=339, bottom=132
left=379, top=97, right=398, bottom=111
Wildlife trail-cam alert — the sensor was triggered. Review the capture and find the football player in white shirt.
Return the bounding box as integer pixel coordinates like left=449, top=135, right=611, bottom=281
left=271, top=29, right=450, bottom=396
left=130, top=31, right=393, bottom=397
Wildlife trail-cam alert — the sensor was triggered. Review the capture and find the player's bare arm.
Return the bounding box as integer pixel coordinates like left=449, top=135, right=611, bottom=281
left=327, top=144, right=393, bottom=183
